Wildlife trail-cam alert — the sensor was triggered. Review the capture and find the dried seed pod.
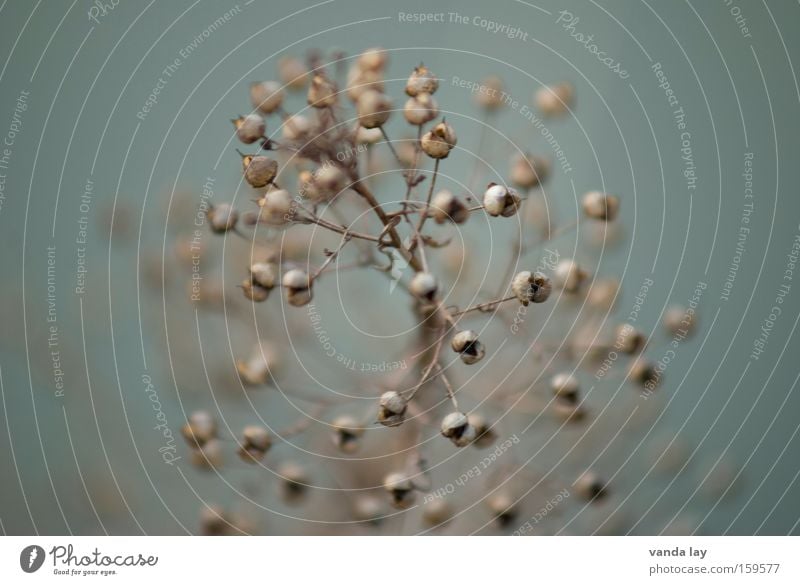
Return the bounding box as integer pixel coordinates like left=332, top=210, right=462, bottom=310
left=277, top=56, right=309, bottom=90
left=346, top=66, right=385, bottom=101
left=483, top=183, right=522, bottom=217
left=440, top=412, right=476, bottom=447
left=475, top=75, right=505, bottom=110
left=406, top=64, right=438, bottom=96
left=282, top=268, right=312, bottom=307
left=182, top=410, right=217, bottom=448
left=249, top=261, right=279, bottom=290
left=663, top=305, right=696, bottom=337
left=206, top=203, right=239, bottom=233
left=403, top=92, right=438, bottom=126
left=356, top=125, right=383, bottom=144
left=257, top=187, right=294, bottom=225
left=614, top=323, right=646, bottom=354
left=468, top=413, right=497, bottom=449
left=250, top=81, right=284, bottom=114
left=510, top=153, right=550, bottom=189
left=353, top=495, right=384, bottom=525
left=587, top=278, right=619, bottom=310
left=357, top=47, right=388, bottom=72
left=451, top=330, right=485, bottom=365
left=409, top=272, right=438, bottom=301
left=629, top=358, right=660, bottom=389
left=420, top=120, right=457, bottom=159
left=242, top=154, right=278, bottom=188
left=331, top=415, right=363, bottom=454
left=190, top=438, right=223, bottom=470
left=307, top=74, right=338, bottom=108
left=278, top=462, right=309, bottom=505
left=233, top=114, right=265, bottom=144
left=236, top=343, right=280, bottom=386
left=430, top=189, right=468, bottom=224
left=511, top=271, right=552, bottom=305
left=383, top=471, right=415, bottom=509
left=582, top=191, right=620, bottom=221
left=554, top=259, right=589, bottom=293
left=199, top=505, right=231, bottom=535
left=486, top=491, right=518, bottom=527
left=377, top=390, right=407, bottom=427
left=550, top=372, right=580, bottom=401
left=536, top=82, right=574, bottom=116
left=238, top=425, right=272, bottom=462
left=575, top=471, right=607, bottom=501
left=302, top=164, right=348, bottom=202
left=241, top=278, right=269, bottom=302
left=422, top=499, right=453, bottom=527
left=282, top=114, right=312, bottom=141
left=356, top=89, right=392, bottom=129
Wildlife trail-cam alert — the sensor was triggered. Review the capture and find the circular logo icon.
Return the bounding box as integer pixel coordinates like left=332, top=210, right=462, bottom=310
left=20, top=545, right=45, bottom=573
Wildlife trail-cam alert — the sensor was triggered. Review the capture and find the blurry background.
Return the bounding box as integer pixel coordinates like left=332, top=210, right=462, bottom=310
left=0, top=0, right=799, bottom=535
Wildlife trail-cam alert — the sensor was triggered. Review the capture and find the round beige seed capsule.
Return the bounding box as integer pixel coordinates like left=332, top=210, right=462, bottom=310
left=249, top=261, right=279, bottom=290
left=241, top=279, right=269, bottom=302
left=357, top=47, right=388, bottom=72
left=430, top=189, right=468, bottom=224
left=383, top=471, right=415, bottom=509
left=409, top=272, right=438, bottom=301
left=535, top=82, right=574, bottom=117
left=242, top=155, right=278, bottom=188
left=406, top=64, right=439, bottom=96
left=277, top=56, right=308, bottom=90
left=404, top=93, right=439, bottom=126
left=281, top=268, right=312, bottom=307
left=511, top=271, right=552, bottom=305
left=575, top=471, right=607, bottom=501
left=307, top=74, right=338, bottom=108
left=182, top=410, right=217, bottom=448
left=331, top=415, right=363, bottom=454
left=551, top=372, right=580, bottom=399
left=483, top=183, right=522, bottom=217
left=278, top=462, right=309, bottom=505
left=346, top=66, right=384, bottom=102
left=207, top=203, right=239, bottom=233
left=238, top=425, right=271, bottom=462
left=475, top=75, right=505, bottom=110
left=663, top=305, right=696, bottom=337
left=234, top=114, right=265, bottom=144
left=486, top=491, right=518, bottom=527
left=356, top=90, right=392, bottom=129
left=440, top=412, right=476, bottom=447
left=377, top=390, right=407, bottom=427
left=250, top=81, right=284, bottom=115
left=451, top=330, right=485, bottom=365
left=422, top=499, right=453, bottom=527
left=628, top=358, right=660, bottom=389
left=582, top=191, right=620, bottom=221
left=420, top=121, right=457, bottom=159
left=468, top=413, right=497, bottom=449
left=554, top=259, right=589, bottom=293
left=510, top=153, right=551, bottom=189
left=614, top=323, right=646, bottom=354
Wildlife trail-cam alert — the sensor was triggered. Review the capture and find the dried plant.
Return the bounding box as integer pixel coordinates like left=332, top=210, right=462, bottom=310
left=175, top=47, right=701, bottom=535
